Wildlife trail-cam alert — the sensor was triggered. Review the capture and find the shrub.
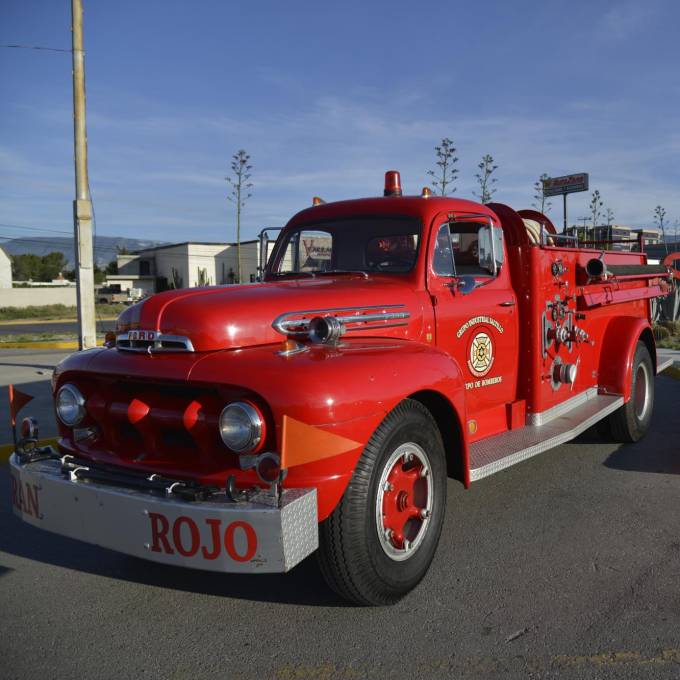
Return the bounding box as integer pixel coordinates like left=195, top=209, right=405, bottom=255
left=659, top=320, right=680, bottom=335
left=653, top=325, right=671, bottom=341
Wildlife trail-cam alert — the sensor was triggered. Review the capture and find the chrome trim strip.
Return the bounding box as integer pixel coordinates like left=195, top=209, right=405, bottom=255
left=526, top=387, right=598, bottom=426
left=273, top=305, right=411, bottom=337
left=116, top=332, right=195, bottom=353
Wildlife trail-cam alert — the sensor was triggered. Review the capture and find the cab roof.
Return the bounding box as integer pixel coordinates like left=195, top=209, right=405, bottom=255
left=288, top=195, right=499, bottom=229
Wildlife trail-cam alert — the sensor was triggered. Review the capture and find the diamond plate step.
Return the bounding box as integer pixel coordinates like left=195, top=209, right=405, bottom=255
left=469, top=392, right=623, bottom=481
left=657, top=356, right=674, bottom=373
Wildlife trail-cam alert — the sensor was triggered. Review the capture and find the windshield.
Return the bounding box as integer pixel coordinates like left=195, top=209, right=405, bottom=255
left=269, top=216, right=421, bottom=276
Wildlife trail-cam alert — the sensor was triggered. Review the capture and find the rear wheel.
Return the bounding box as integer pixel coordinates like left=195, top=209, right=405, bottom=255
left=317, top=399, right=447, bottom=606
left=606, top=341, right=654, bottom=443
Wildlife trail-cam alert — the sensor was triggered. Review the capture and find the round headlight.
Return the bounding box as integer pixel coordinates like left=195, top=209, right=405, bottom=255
left=56, top=384, right=86, bottom=426
left=219, top=402, right=263, bottom=453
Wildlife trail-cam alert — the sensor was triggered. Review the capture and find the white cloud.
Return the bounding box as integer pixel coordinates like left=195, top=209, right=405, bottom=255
left=3, top=87, right=679, bottom=240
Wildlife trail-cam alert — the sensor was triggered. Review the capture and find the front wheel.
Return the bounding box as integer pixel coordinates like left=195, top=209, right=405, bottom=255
left=605, top=341, right=654, bottom=443
left=317, top=399, right=447, bottom=606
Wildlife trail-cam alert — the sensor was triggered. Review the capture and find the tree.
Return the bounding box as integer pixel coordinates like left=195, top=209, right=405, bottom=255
left=474, top=154, right=498, bottom=204
left=40, top=251, right=67, bottom=281
left=427, top=138, right=458, bottom=196
left=589, top=190, right=603, bottom=242
left=11, top=254, right=41, bottom=281
left=94, top=266, right=106, bottom=284
left=226, top=149, right=253, bottom=284
left=105, top=259, right=118, bottom=275
left=532, top=174, right=552, bottom=213
left=11, top=252, right=67, bottom=282
left=603, top=207, right=615, bottom=246
left=654, top=205, right=668, bottom=253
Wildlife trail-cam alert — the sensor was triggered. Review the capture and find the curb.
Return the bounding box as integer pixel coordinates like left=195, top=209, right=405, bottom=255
left=0, top=317, right=118, bottom=327
left=0, top=341, right=79, bottom=350
left=0, top=438, right=58, bottom=463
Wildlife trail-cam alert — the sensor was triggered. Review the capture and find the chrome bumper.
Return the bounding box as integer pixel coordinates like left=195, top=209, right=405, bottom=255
left=9, top=453, right=318, bottom=573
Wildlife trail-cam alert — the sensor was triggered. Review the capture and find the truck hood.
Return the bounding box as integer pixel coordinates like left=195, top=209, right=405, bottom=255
left=122, top=276, right=425, bottom=352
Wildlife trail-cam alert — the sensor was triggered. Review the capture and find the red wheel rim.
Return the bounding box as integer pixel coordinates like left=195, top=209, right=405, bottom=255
left=376, top=443, right=433, bottom=561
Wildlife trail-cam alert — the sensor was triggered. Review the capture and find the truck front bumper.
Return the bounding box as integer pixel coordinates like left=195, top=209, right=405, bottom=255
left=9, top=452, right=318, bottom=573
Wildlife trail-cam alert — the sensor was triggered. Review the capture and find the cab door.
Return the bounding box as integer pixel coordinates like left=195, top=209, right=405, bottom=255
left=427, top=212, right=519, bottom=440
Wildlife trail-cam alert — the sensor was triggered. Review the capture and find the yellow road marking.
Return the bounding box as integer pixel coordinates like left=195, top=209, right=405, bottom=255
left=274, top=648, right=680, bottom=678
left=0, top=341, right=79, bottom=350
left=662, top=364, right=680, bottom=381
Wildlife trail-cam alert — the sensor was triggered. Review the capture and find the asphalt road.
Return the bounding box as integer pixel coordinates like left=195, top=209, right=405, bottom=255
left=0, top=320, right=116, bottom=335
left=1, top=363, right=679, bottom=679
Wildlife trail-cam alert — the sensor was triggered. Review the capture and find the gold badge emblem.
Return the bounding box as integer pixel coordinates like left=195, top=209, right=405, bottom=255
left=467, top=331, right=494, bottom=377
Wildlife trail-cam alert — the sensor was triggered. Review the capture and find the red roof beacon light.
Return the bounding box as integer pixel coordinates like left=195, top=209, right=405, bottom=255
left=421, top=186, right=433, bottom=198
left=384, top=170, right=403, bottom=197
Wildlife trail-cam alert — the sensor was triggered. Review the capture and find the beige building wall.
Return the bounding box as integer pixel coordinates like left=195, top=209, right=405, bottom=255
left=0, top=247, right=11, bottom=288
left=214, top=242, right=259, bottom=284
left=0, top=287, right=77, bottom=308
left=108, top=240, right=263, bottom=293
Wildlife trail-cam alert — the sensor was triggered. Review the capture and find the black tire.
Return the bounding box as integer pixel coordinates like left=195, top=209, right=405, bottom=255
left=606, top=341, right=654, bottom=443
left=317, top=399, right=447, bottom=606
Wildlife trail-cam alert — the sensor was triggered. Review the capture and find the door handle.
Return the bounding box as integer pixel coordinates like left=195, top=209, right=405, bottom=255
left=499, top=300, right=516, bottom=307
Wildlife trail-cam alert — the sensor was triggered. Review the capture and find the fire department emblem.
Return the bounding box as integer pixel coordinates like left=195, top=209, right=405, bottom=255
left=467, top=331, right=494, bottom=377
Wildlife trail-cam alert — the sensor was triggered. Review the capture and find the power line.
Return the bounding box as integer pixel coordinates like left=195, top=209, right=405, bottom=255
left=1, top=43, right=74, bottom=53
left=0, top=222, right=73, bottom=235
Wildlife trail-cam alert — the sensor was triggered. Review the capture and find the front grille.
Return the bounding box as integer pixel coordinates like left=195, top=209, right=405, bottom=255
left=116, top=332, right=194, bottom=353
left=78, top=380, right=227, bottom=469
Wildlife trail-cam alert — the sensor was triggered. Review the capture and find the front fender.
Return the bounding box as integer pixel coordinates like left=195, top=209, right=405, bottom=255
left=599, top=316, right=655, bottom=401
left=190, top=339, right=468, bottom=519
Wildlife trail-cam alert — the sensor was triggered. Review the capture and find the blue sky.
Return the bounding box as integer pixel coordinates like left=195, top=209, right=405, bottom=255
left=2, top=0, right=680, bottom=250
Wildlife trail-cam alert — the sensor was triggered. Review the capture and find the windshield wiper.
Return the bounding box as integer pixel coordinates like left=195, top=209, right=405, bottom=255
left=312, top=269, right=369, bottom=279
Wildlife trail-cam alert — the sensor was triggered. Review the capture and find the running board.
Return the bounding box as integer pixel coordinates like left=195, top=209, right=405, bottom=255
left=657, top=356, right=674, bottom=373
left=469, top=393, right=623, bottom=481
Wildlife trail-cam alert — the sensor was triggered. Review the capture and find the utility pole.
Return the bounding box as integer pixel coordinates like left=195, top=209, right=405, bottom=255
left=71, top=0, right=96, bottom=349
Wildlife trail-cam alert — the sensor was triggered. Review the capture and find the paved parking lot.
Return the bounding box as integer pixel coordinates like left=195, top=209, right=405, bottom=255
left=1, top=350, right=679, bottom=679
left=0, top=349, right=69, bottom=444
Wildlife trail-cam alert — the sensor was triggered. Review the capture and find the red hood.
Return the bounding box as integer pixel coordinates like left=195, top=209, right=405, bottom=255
left=124, top=276, right=425, bottom=352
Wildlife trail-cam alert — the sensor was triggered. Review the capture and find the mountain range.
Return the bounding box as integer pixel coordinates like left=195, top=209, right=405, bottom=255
left=0, top=236, right=168, bottom=269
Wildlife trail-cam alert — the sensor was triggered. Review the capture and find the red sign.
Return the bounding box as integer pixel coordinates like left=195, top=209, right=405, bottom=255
left=542, top=173, right=589, bottom=197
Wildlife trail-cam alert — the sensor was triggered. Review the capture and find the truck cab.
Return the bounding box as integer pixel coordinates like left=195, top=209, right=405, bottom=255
left=9, top=171, right=676, bottom=606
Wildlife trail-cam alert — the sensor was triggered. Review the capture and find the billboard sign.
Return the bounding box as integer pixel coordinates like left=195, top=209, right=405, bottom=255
left=542, top=173, right=589, bottom=197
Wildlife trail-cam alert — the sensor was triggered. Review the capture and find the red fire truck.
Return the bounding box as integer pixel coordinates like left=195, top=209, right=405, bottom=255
left=10, top=172, right=678, bottom=605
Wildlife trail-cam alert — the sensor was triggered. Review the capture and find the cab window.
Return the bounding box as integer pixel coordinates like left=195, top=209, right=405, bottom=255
left=270, top=216, right=421, bottom=276
left=432, top=221, right=502, bottom=277
left=280, top=230, right=333, bottom=272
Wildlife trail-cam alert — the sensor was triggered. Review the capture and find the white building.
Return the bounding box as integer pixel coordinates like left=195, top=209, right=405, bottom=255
left=0, top=246, right=11, bottom=288
left=106, top=240, right=261, bottom=295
